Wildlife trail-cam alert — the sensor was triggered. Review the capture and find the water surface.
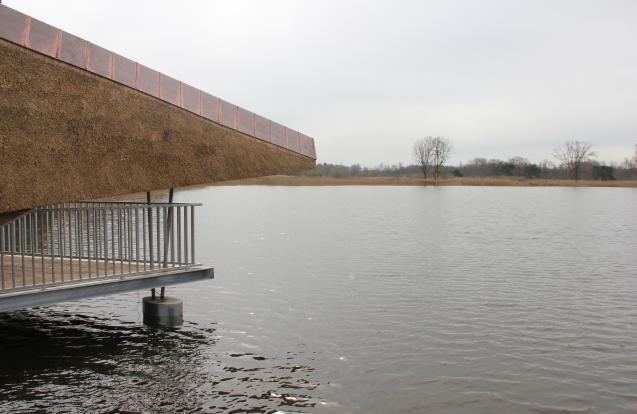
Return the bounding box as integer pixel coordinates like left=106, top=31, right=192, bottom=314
left=1, top=186, right=636, bottom=413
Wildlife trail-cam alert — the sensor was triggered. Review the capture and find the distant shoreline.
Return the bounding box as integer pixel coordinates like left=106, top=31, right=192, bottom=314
left=212, top=176, right=637, bottom=187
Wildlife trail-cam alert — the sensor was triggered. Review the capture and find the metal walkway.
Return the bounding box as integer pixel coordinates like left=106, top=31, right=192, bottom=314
left=0, top=202, right=213, bottom=312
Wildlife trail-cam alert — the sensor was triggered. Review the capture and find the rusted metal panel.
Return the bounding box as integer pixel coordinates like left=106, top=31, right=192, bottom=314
left=286, top=128, right=301, bottom=152
left=201, top=92, right=218, bottom=121
left=58, top=31, right=85, bottom=67
left=113, top=54, right=136, bottom=88
left=299, top=133, right=314, bottom=157
left=159, top=74, right=180, bottom=106
left=137, top=64, right=159, bottom=97
left=86, top=43, right=112, bottom=78
left=271, top=122, right=286, bottom=147
left=26, top=18, right=58, bottom=58
left=219, top=99, right=237, bottom=129
left=237, top=107, right=255, bottom=135
left=182, top=83, right=201, bottom=114
left=0, top=5, right=27, bottom=45
left=254, top=114, right=271, bottom=142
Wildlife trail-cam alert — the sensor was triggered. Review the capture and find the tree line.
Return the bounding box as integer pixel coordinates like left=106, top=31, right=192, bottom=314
left=296, top=141, right=637, bottom=181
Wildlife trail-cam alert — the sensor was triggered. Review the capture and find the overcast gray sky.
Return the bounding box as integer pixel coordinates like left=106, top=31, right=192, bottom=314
left=8, top=0, right=637, bottom=166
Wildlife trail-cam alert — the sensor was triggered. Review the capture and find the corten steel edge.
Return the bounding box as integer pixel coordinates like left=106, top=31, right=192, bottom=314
left=0, top=4, right=316, bottom=214
left=0, top=4, right=316, bottom=312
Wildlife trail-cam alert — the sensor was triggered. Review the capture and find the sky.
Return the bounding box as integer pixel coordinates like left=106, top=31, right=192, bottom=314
left=7, top=0, right=637, bottom=166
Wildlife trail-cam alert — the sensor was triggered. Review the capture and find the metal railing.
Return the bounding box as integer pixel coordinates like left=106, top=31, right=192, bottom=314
left=0, top=202, right=200, bottom=293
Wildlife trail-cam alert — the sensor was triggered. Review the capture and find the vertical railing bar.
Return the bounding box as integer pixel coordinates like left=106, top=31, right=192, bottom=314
left=162, top=206, right=167, bottom=268
left=119, top=208, right=124, bottom=276
left=30, top=214, right=36, bottom=286
left=21, top=217, right=26, bottom=287
left=148, top=205, right=154, bottom=270
left=98, top=208, right=102, bottom=276
left=111, top=207, right=116, bottom=275
left=40, top=211, right=45, bottom=289
left=111, top=206, right=117, bottom=275
left=156, top=206, right=161, bottom=269
left=128, top=208, right=133, bottom=275
left=95, top=208, right=100, bottom=277
left=125, top=208, right=129, bottom=267
left=191, top=205, right=195, bottom=264
left=104, top=208, right=109, bottom=276
left=177, top=206, right=182, bottom=266
left=33, top=211, right=38, bottom=256
left=10, top=222, right=15, bottom=289
left=170, top=206, right=175, bottom=268
left=77, top=206, right=82, bottom=279
left=49, top=209, right=55, bottom=284
left=68, top=208, right=73, bottom=281
left=135, top=208, right=140, bottom=272
left=183, top=207, right=188, bottom=265
left=97, top=207, right=101, bottom=274
left=0, top=226, right=5, bottom=290
left=59, top=208, right=64, bottom=284
left=87, top=208, right=92, bottom=279
left=143, top=206, right=148, bottom=271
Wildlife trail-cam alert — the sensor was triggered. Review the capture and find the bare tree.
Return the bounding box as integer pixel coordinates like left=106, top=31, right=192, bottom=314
left=509, top=156, right=529, bottom=177
left=431, top=137, right=452, bottom=182
left=413, top=137, right=435, bottom=179
left=553, top=140, right=596, bottom=180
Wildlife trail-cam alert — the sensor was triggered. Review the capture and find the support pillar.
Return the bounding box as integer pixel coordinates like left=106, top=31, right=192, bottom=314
left=143, top=286, right=183, bottom=327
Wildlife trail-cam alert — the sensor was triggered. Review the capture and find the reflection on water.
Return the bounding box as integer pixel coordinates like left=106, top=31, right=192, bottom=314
left=1, top=186, right=637, bottom=413
left=0, top=302, right=321, bottom=413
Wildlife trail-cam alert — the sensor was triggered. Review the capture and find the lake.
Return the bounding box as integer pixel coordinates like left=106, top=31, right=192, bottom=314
left=1, top=186, right=636, bottom=413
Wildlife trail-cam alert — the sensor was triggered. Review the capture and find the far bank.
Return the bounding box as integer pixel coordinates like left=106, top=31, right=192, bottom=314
left=212, top=176, right=637, bottom=187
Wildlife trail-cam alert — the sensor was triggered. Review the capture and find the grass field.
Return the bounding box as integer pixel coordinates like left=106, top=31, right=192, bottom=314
left=212, top=175, right=637, bottom=187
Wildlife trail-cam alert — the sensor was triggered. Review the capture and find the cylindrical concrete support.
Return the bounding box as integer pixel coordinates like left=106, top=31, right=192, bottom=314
left=142, top=296, right=183, bottom=327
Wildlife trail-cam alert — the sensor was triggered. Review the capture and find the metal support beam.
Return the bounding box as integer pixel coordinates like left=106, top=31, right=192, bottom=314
left=0, top=267, right=213, bottom=313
